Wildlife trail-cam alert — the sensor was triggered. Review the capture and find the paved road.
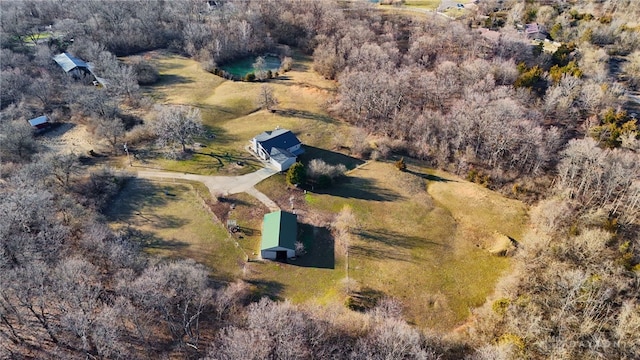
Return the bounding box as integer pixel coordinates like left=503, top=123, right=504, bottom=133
left=135, top=167, right=280, bottom=211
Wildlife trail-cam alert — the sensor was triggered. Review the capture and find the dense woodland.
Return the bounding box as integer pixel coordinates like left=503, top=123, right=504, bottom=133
left=1, top=0, right=639, bottom=359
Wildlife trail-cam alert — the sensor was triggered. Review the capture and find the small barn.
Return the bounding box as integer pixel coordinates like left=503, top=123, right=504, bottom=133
left=27, top=115, right=50, bottom=130
left=261, top=211, right=297, bottom=261
left=53, top=52, right=91, bottom=79
left=251, top=128, right=304, bottom=171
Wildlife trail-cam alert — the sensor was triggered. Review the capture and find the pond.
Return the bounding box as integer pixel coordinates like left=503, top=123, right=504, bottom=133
left=220, top=55, right=281, bottom=78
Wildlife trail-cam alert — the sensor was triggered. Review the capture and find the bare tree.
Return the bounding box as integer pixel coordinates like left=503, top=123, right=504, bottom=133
left=257, top=84, right=278, bottom=111
left=47, top=153, right=80, bottom=188
left=95, top=117, right=125, bottom=155
left=334, top=205, right=357, bottom=293
left=253, top=56, right=267, bottom=81
left=154, top=106, right=204, bottom=153
left=0, top=120, right=35, bottom=162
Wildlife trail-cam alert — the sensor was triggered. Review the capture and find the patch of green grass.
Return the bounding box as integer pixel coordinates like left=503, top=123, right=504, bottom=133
left=106, top=178, right=246, bottom=281
left=403, top=0, right=440, bottom=10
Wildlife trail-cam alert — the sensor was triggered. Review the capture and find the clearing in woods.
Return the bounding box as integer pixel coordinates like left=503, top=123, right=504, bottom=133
left=256, top=160, right=528, bottom=331
left=123, top=50, right=528, bottom=332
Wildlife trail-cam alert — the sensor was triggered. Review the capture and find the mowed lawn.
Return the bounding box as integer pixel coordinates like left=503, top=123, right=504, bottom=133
left=106, top=178, right=247, bottom=281
left=137, top=51, right=348, bottom=176
left=257, top=161, right=528, bottom=331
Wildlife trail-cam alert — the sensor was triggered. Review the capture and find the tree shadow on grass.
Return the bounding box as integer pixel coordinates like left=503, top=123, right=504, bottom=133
left=245, top=279, right=284, bottom=301
left=288, top=223, right=334, bottom=269
left=299, top=146, right=364, bottom=170
left=406, top=169, right=456, bottom=183
left=350, top=244, right=413, bottom=263
left=274, top=109, right=337, bottom=124
left=193, top=149, right=262, bottom=172
left=312, top=176, right=401, bottom=202
left=105, top=178, right=175, bottom=222
left=126, top=228, right=189, bottom=251
left=357, top=228, right=446, bottom=250
left=154, top=74, right=192, bottom=86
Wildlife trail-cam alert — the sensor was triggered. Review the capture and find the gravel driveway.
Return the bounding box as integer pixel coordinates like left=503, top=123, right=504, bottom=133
left=135, top=167, right=280, bottom=211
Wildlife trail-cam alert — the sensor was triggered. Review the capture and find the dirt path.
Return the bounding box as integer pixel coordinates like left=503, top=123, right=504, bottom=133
left=134, top=167, right=280, bottom=211
left=37, top=123, right=95, bottom=155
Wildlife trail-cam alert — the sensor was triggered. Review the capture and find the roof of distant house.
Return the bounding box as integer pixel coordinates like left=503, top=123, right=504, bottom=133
left=53, top=52, right=89, bottom=72
left=261, top=211, right=297, bottom=250
left=255, top=129, right=302, bottom=154
left=525, top=23, right=541, bottom=34
left=28, top=115, right=49, bottom=127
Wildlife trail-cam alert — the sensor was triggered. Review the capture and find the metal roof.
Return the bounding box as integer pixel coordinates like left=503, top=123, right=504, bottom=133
left=255, top=129, right=302, bottom=154
left=28, top=115, right=49, bottom=127
left=53, top=52, right=88, bottom=72
left=525, top=23, right=541, bottom=34
left=261, top=211, right=297, bottom=250
left=270, top=147, right=296, bottom=165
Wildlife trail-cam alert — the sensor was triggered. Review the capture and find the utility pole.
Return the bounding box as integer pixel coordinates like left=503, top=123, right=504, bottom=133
left=123, top=142, right=132, bottom=166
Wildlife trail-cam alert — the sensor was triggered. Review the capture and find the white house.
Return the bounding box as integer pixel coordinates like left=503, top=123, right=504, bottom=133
left=251, top=129, right=304, bottom=171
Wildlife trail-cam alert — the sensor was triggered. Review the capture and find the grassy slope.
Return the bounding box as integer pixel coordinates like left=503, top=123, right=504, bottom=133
left=106, top=178, right=246, bottom=281
left=256, top=161, right=527, bottom=331
left=138, top=51, right=348, bottom=175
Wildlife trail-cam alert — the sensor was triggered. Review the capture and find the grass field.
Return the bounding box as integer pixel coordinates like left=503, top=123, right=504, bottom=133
left=403, top=0, right=441, bottom=9
left=256, top=161, right=527, bottom=331
left=106, top=178, right=247, bottom=281
left=136, top=51, right=348, bottom=176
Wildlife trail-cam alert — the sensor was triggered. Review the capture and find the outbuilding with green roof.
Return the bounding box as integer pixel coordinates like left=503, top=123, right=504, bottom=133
left=261, top=211, right=297, bottom=260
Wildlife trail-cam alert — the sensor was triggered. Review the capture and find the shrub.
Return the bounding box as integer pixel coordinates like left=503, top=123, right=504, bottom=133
left=281, top=56, right=293, bottom=72
left=295, top=241, right=306, bottom=256
left=307, top=159, right=347, bottom=180
left=286, top=162, right=306, bottom=186
left=395, top=157, right=407, bottom=172
left=245, top=72, right=256, bottom=82
left=132, top=59, right=159, bottom=85
left=492, top=298, right=510, bottom=315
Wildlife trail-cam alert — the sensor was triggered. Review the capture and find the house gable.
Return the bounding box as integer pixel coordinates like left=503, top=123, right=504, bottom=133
left=255, top=129, right=302, bottom=156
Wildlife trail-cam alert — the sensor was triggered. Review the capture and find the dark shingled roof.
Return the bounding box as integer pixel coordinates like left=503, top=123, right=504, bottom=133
left=255, top=129, right=302, bottom=155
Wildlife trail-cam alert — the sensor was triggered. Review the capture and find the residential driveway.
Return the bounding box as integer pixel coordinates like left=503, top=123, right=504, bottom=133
left=134, top=167, right=280, bottom=211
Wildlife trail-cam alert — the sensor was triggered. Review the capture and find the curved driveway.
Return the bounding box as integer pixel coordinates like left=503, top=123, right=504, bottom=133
left=135, top=167, right=280, bottom=211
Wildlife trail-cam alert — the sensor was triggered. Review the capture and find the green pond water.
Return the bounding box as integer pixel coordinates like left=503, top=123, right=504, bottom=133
left=220, top=55, right=281, bottom=78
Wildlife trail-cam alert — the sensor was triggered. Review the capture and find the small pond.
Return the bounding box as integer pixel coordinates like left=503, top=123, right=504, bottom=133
left=220, top=55, right=281, bottom=78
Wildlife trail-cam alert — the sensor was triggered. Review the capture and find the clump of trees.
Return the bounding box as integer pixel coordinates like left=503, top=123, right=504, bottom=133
left=153, top=105, right=204, bottom=155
